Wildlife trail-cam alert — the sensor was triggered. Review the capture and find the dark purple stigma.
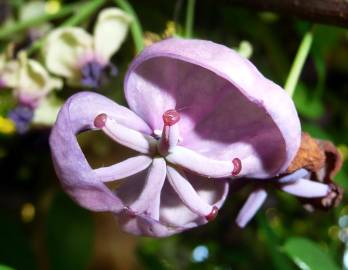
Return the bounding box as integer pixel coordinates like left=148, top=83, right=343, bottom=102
left=205, top=206, right=219, bottom=221
left=162, top=109, right=180, bottom=126
left=8, top=105, right=34, bottom=134
left=232, top=158, right=242, bottom=176
left=94, top=113, right=107, bottom=128
left=80, top=61, right=118, bottom=89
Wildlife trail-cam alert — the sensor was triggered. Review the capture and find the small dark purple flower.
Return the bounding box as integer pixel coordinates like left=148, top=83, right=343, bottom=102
left=8, top=105, right=34, bottom=134
left=44, top=8, right=130, bottom=88
left=49, top=38, right=329, bottom=237
left=80, top=60, right=118, bottom=89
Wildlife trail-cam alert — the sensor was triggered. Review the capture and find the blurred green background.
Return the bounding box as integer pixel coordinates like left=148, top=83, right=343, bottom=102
left=1, top=0, right=348, bottom=269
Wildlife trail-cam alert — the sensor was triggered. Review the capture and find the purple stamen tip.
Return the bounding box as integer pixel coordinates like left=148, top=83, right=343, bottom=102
left=162, top=109, right=180, bottom=126
left=205, top=206, right=219, bottom=221
left=94, top=113, right=107, bottom=128
left=232, top=158, right=242, bottom=176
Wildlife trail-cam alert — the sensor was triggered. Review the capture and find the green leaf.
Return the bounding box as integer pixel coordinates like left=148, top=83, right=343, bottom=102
left=301, top=123, right=331, bottom=140
left=335, top=162, right=348, bottom=190
left=0, top=265, right=15, bottom=270
left=0, top=211, right=36, bottom=270
left=0, top=91, right=16, bottom=116
left=283, top=238, right=340, bottom=270
left=293, top=83, right=324, bottom=119
left=257, top=215, right=295, bottom=270
left=46, top=192, right=94, bottom=270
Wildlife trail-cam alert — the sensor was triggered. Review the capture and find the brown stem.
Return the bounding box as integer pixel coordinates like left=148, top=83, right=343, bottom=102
left=224, top=0, right=348, bottom=27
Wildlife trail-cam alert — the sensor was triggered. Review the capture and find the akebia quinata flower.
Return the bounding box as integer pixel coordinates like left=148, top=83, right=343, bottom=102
left=43, top=8, right=131, bottom=88
left=50, top=38, right=333, bottom=237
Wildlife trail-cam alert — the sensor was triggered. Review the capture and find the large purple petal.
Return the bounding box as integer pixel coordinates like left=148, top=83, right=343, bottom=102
left=49, top=92, right=152, bottom=212
left=125, top=38, right=301, bottom=177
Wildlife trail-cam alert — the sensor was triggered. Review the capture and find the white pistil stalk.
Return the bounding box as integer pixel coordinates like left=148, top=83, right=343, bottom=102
left=236, top=188, right=268, bottom=228
left=94, top=113, right=157, bottom=154
left=280, top=178, right=330, bottom=198
left=130, top=157, right=167, bottom=219
left=166, top=165, right=218, bottom=220
left=158, top=109, right=181, bottom=155
left=94, top=155, right=153, bottom=182
left=166, top=146, right=242, bottom=178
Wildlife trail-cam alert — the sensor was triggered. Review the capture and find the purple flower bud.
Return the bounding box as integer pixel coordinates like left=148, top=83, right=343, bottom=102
left=50, top=38, right=303, bottom=237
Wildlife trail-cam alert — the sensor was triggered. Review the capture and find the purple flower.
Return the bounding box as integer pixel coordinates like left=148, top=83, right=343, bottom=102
left=8, top=105, right=34, bottom=134
left=235, top=135, right=342, bottom=228
left=50, top=38, right=303, bottom=237
left=80, top=60, right=118, bottom=89
left=43, top=8, right=131, bottom=88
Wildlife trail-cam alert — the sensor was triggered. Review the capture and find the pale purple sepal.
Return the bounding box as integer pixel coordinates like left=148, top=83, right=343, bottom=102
left=233, top=169, right=331, bottom=226
left=125, top=38, right=301, bottom=178
left=236, top=188, right=268, bottom=228
left=280, top=178, right=330, bottom=198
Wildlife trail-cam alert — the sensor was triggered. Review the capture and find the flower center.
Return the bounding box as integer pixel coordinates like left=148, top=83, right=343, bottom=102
left=93, top=109, right=243, bottom=178
left=92, top=109, right=244, bottom=224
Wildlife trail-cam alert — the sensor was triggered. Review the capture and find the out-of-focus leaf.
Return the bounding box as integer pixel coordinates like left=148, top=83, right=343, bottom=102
left=312, top=25, right=344, bottom=56
left=312, top=52, right=326, bottom=97
left=301, top=123, right=331, bottom=140
left=0, top=91, right=15, bottom=116
left=293, top=83, right=324, bottom=119
left=0, top=211, right=36, bottom=270
left=257, top=215, right=295, bottom=270
left=0, top=264, right=15, bottom=270
left=335, top=163, right=348, bottom=190
left=47, top=192, right=94, bottom=270
left=283, top=237, right=340, bottom=270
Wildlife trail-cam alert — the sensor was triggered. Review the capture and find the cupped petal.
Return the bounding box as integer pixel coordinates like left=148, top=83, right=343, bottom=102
left=125, top=38, right=301, bottom=178
left=44, top=27, right=93, bottom=79
left=93, top=8, right=132, bottom=62
left=49, top=92, right=152, bottom=212
left=118, top=210, right=186, bottom=237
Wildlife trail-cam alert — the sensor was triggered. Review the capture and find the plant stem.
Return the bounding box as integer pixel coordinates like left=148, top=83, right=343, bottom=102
left=0, top=4, right=77, bottom=40
left=62, top=0, right=105, bottom=27
left=284, top=27, right=314, bottom=97
left=185, top=0, right=195, bottom=38
left=114, top=0, right=144, bottom=53
left=27, top=0, right=105, bottom=56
